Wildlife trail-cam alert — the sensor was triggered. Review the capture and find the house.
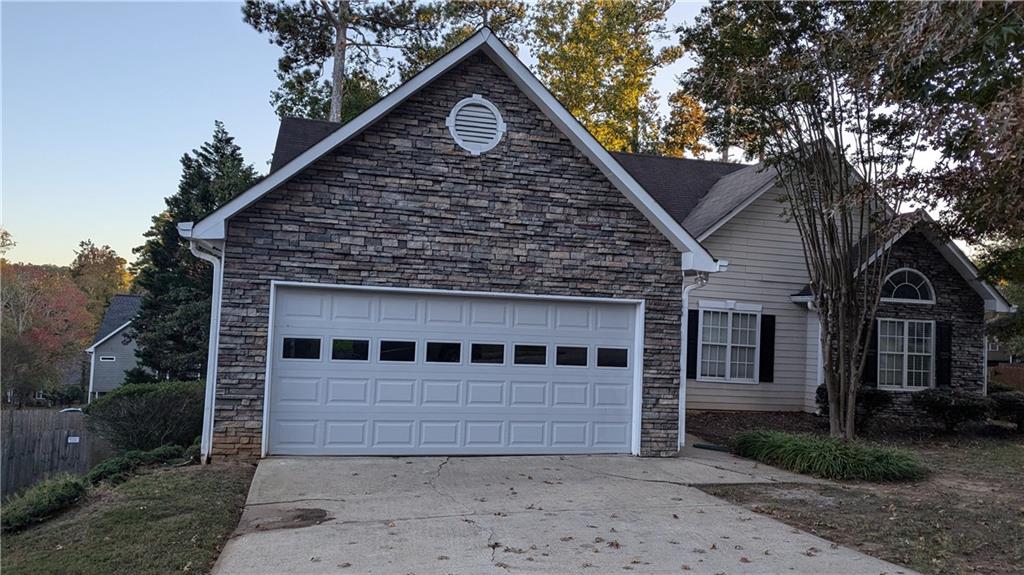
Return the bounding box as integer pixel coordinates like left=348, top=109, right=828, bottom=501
left=178, top=29, right=1012, bottom=461
left=85, top=294, right=142, bottom=402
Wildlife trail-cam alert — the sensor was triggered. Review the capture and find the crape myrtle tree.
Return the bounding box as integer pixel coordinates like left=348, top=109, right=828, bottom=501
left=682, top=1, right=923, bottom=438
left=243, top=0, right=435, bottom=123
left=130, top=122, right=259, bottom=381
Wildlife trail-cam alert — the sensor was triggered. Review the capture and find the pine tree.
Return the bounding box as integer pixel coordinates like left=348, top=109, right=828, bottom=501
left=130, top=122, right=260, bottom=381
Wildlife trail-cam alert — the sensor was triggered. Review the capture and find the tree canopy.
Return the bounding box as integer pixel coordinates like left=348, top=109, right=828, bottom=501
left=69, top=240, right=132, bottom=326
left=532, top=0, right=688, bottom=154
left=131, top=122, right=260, bottom=381
left=243, top=0, right=435, bottom=122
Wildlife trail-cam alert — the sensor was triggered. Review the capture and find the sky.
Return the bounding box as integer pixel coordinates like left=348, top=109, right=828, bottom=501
left=0, top=1, right=706, bottom=266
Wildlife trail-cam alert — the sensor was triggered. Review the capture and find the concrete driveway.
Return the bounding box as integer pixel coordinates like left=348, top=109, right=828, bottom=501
left=214, top=449, right=916, bottom=574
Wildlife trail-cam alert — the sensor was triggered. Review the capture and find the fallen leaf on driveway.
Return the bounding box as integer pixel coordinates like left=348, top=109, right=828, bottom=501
left=740, top=557, right=751, bottom=563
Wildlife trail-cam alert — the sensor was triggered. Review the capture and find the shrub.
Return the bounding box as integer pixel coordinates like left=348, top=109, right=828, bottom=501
left=85, top=445, right=187, bottom=486
left=84, top=381, right=203, bottom=451
left=734, top=430, right=927, bottom=481
left=911, top=388, right=993, bottom=432
left=988, top=381, right=1015, bottom=395
left=990, top=391, right=1024, bottom=432
left=815, top=384, right=893, bottom=430
left=1, top=475, right=86, bottom=532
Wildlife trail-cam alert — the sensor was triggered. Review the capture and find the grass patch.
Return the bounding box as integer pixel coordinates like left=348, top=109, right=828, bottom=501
left=1, top=463, right=254, bottom=575
left=735, top=430, right=927, bottom=481
left=1, top=475, right=87, bottom=533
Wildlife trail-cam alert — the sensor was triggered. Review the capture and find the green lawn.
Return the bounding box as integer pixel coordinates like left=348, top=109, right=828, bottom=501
left=1, top=463, right=254, bottom=575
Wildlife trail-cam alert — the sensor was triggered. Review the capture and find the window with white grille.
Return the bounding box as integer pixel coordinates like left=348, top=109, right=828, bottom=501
left=697, top=301, right=761, bottom=383
left=878, top=318, right=934, bottom=389
left=446, top=94, right=507, bottom=155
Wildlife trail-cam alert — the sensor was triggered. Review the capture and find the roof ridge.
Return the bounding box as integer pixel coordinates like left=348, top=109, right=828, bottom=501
left=611, top=150, right=745, bottom=166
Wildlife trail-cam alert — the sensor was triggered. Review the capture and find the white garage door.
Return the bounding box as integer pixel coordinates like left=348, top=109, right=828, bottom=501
left=266, top=286, right=639, bottom=455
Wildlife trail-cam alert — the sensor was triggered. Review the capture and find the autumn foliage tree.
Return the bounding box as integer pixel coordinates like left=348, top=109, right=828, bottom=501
left=69, top=240, right=132, bottom=326
left=1, top=262, right=92, bottom=405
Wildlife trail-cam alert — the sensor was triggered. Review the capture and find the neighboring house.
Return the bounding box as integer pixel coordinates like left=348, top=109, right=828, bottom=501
left=177, top=29, right=1013, bottom=461
left=85, top=294, right=142, bottom=402
left=988, top=339, right=1017, bottom=366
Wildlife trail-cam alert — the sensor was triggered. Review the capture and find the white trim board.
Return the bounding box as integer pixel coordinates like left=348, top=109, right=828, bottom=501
left=184, top=28, right=719, bottom=272
left=260, top=280, right=646, bottom=457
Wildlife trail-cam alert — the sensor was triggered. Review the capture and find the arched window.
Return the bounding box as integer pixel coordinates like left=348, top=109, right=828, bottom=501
left=881, top=268, right=934, bottom=303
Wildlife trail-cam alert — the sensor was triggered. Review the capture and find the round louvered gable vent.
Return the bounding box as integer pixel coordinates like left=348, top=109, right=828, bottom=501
left=446, top=94, right=507, bottom=155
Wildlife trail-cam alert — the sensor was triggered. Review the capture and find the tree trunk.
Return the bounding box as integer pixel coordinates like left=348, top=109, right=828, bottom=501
left=329, top=1, right=349, bottom=123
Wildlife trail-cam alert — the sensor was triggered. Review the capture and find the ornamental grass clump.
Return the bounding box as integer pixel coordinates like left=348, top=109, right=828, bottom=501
left=734, top=430, right=927, bottom=482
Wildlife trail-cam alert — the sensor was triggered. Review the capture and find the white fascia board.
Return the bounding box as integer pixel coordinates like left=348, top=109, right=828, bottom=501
left=85, top=320, right=133, bottom=353
left=186, top=29, right=718, bottom=271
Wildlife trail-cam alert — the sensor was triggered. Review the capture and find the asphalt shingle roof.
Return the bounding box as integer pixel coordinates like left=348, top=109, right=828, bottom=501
left=267, top=117, right=761, bottom=234
left=92, top=294, right=142, bottom=345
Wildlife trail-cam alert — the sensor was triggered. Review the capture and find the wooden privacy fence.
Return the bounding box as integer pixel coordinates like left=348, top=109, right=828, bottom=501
left=1, top=409, right=114, bottom=498
left=991, top=365, right=1024, bottom=391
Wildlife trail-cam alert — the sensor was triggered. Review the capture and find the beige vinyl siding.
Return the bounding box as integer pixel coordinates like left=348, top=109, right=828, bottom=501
left=687, top=187, right=817, bottom=412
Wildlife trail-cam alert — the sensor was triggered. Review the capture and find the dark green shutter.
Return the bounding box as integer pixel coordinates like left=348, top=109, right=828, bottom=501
left=686, top=309, right=699, bottom=379
left=759, top=315, right=776, bottom=383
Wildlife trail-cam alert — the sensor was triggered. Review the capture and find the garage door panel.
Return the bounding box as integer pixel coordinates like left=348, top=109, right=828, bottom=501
left=268, top=287, right=638, bottom=455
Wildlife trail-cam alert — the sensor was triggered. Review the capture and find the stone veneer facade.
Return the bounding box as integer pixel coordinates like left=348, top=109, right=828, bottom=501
left=871, top=230, right=987, bottom=414
left=212, top=52, right=684, bottom=458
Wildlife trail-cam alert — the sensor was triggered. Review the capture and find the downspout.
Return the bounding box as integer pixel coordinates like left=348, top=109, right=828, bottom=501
left=678, top=269, right=712, bottom=449
left=181, top=224, right=224, bottom=464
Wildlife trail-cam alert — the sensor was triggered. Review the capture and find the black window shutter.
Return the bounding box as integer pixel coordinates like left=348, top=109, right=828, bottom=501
left=759, top=315, right=776, bottom=383
left=863, top=320, right=878, bottom=385
left=686, top=309, right=699, bottom=380
left=936, top=321, right=952, bottom=387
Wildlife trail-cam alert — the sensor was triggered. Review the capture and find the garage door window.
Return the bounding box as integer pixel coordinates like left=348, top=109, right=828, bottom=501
left=283, top=337, right=321, bottom=360
left=426, top=341, right=462, bottom=363
left=556, top=346, right=588, bottom=367
left=514, top=344, right=547, bottom=365
left=597, top=347, right=628, bottom=368
left=471, top=343, right=504, bottom=364
left=380, top=340, right=416, bottom=362
left=332, top=338, right=369, bottom=361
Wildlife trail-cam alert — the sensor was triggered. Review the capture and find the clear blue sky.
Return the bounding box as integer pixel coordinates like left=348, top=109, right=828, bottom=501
left=2, top=1, right=705, bottom=266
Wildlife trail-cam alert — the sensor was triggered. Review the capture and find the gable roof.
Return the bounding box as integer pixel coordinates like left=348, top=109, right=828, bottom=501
left=183, top=28, right=721, bottom=272
left=88, top=294, right=142, bottom=350
left=683, top=163, right=777, bottom=240
left=270, top=117, right=341, bottom=172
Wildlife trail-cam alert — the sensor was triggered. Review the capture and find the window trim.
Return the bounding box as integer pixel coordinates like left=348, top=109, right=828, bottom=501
left=595, top=346, right=629, bottom=369
left=512, top=343, right=548, bottom=366
left=378, top=339, right=418, bottom=363
left=881, top=268, right=936, bottom=305
left=555, top=345, right=589, bottom=368
left=877, top=318, right=936, bottom=391
left=280, top=337, right=322, bottom=361
left=425, top=340, right=463, bottom=364
left=470, top=342, right=506, bottom=365
left=329, top=337, right=371, bottom=362
left=696, top=300, right=762, bottom=384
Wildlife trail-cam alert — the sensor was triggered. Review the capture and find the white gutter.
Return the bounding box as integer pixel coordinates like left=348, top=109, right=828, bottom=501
left=179, top=222, right=224, bottom=463
left=678, top=267, right=713, bottom=449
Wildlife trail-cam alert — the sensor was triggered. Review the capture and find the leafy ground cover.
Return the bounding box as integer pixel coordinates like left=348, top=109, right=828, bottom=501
left=1, top=463, right=254, bottom=575
left=690, top=410, right=1024, bottom=574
